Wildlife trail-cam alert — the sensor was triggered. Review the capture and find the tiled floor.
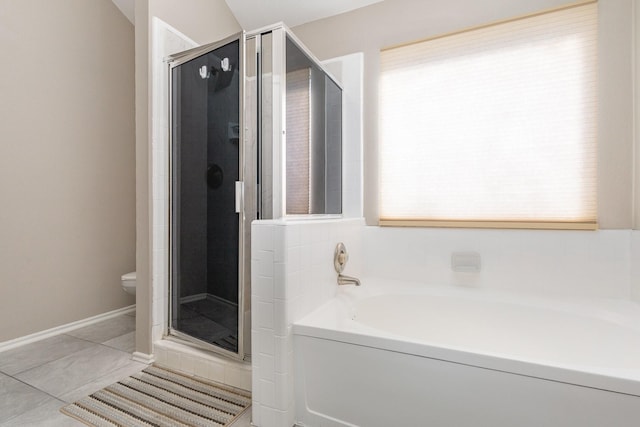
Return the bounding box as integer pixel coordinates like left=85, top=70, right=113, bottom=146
left=0, top=311, right=141, bottom=426
left=0, top=312, right=252, bottom=426
left=179, top=297, right=238, bottom=352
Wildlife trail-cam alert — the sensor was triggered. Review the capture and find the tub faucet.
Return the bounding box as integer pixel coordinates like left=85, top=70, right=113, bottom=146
left=338, top=274, right=361, bottom=286
left=334, top=242, right=361, bottom=286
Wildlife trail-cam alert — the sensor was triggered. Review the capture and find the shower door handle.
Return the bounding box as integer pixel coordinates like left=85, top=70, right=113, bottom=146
left=235, top=181, right=244, bottom=213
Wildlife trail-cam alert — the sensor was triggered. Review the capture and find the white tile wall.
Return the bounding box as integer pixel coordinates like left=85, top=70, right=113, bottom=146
left=363, top=227, right=632, bottom=298
left=154, top=339, right=251, bottom=390
left=250, top=220, right=640, bottom=426
left=251, top=218, right=365, bottom=427
left=150, top=19, right=197, bottom=340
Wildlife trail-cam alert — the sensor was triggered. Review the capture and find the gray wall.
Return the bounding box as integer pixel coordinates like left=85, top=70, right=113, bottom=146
left=293, top=0, right=635, bottom=229
left=0, top=0, right=136, bottom=342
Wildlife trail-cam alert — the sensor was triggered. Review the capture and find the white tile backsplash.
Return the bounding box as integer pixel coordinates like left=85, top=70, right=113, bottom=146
left=274, top=263, right=287, bottom=300
left=257, top=329, right=275, bottom=356
left=251, top=218, right=365, bottom=427
left=258, top=354, right=275, bottom=382
left=255, top=301, right=275, bottom=331
left=273, top=336, right=290, bottom=374
left=273, top=299, right=288, bottom=337
left=259, top=379, right=276, bottom=407
left=363, top=227, right=632, bottom=298
left=254, top=275, right=274, bottom=302
left=252, top=225, right=275, bottom=252
left=251, top=217, right=640, bottom=426
left=256, top=250, right=275, bottom=278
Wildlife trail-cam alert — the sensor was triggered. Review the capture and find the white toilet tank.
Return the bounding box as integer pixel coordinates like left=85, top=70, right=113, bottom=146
left=121, top=271, right=136, bottom=296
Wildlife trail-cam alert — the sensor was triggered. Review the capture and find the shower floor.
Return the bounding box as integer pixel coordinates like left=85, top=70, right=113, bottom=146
left=177, top=296, right=238, bottom=352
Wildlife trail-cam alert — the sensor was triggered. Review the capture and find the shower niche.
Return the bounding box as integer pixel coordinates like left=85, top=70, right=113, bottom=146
left=168, top=25, right=342, bottom=360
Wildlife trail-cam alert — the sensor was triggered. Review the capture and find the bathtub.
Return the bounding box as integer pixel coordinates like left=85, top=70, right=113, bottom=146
left=292, top=278, right=640, bottom=427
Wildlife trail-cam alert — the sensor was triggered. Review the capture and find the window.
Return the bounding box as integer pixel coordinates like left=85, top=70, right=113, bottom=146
left=286, top=67, right=311, bottom=214
left=379, top=2, right=597, bottom=229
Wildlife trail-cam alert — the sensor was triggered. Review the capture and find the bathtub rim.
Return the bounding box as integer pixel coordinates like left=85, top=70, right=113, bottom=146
left=292, top=278, right=640, bottom=398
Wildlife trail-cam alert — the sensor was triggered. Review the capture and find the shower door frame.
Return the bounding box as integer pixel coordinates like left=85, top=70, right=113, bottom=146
left=167, top=32, right=253, bottom=362
left=246, top=24, right=345, bottom=220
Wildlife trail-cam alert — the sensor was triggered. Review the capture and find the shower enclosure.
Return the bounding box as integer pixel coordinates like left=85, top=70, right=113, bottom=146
left=168, top=25, right=342, bottom=360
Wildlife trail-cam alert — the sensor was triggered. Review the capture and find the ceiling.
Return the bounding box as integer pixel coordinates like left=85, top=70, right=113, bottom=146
left=111, top=0, right=134, bottom=24
left=109, top=0, right=383, bottom=29
left=224, top=0, right=383, bottom=29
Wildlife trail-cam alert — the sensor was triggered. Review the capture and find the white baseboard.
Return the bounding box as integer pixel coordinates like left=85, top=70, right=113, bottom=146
left=0, top=305, right=136, bottom=353
left=132, top=351, right=155, bottom=365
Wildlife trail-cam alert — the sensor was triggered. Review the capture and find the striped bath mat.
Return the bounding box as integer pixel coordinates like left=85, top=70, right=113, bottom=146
left=61, top=365, right=251, bottom=427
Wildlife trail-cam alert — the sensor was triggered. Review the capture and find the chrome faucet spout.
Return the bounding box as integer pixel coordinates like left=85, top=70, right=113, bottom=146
left=338, top=274, right=361, bottom=286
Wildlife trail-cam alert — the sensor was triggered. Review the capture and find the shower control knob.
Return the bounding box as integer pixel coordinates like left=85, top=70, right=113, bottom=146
left=334, top=242, right=349, bottom=274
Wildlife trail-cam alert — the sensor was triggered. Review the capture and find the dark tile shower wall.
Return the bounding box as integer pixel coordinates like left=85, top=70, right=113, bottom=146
left=176, top=58, right=209, bottom=299
left=206, top=41, right=240, bottom=304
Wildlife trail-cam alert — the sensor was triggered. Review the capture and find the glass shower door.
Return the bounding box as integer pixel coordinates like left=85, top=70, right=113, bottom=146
left=169, top=34, right=247, bottom=358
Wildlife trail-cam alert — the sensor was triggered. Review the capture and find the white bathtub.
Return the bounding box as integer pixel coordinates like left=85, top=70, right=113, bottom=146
left=292, top=278, right=640, bottom=427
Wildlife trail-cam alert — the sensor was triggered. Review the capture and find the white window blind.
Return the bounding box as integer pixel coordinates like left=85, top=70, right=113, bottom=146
left=379, top=2, right=597, bottom=229
left=286, top=68, right=311, bottom=214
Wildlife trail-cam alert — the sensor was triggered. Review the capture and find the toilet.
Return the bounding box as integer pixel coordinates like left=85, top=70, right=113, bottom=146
left=121, top=271, right=136, bottom=296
